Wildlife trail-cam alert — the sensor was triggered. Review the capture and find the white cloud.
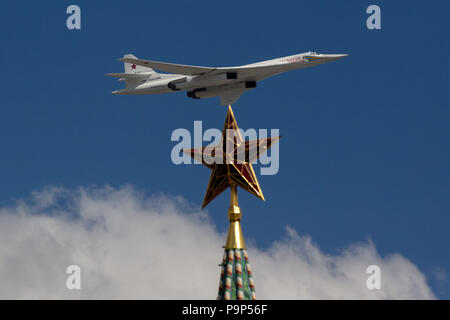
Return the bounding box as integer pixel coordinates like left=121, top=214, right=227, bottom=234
left=0, top=185, right=435, bottom=299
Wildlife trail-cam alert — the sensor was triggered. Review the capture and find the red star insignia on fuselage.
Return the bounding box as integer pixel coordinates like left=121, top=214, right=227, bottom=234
left=183, top=106, right=280, bottom=208
left=131, top=64, right=136, bottom=70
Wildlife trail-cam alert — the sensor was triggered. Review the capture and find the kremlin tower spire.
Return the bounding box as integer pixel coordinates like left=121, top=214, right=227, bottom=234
left=183, top=106, right=280, bottom=300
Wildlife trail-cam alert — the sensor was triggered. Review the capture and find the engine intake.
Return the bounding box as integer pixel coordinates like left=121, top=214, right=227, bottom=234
left=168, top=77, right=187, bottom=91
left=226, top=72, right=238, bottom=79
left=168, top=82, right=179, bottom=91
left=245, top=81, right=257, bottom=88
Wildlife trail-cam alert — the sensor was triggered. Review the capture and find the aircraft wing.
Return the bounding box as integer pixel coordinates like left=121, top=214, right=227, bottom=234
left=119, top=58, right=279, bottom=76
left=119, top=57, right=215, bottom=76
left=119, top=57, right=284, bottom=77
left=105, top=73, right=150, bottom=78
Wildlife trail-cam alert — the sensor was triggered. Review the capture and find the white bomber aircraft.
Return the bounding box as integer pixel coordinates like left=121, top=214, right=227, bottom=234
left=107, top=52, right=347, bottom=105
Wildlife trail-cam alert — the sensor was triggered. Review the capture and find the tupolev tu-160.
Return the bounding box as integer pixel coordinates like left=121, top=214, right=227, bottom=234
left=107, top=52, right=347, bottom=105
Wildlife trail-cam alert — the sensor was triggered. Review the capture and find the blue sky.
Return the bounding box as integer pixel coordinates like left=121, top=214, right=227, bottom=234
left=0, top=0, right=449, bottom=298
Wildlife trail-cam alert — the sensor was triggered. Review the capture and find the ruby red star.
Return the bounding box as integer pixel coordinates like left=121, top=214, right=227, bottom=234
left=183, top=106, right=280, bottom=208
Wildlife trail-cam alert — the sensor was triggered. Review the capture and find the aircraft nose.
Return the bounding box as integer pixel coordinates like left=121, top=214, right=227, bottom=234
left=324, top=54, right=348, bottom=61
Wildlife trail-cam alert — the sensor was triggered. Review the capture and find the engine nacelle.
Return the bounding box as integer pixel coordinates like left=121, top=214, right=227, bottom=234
left=167, top=76, right=188, bottom=91
left=187, top=81, right=257, bottom=100
left=187, top=88, right=208, bottom=99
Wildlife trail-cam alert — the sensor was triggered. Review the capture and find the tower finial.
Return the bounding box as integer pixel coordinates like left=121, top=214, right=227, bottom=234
left=225, top=183, right=245, bottom=249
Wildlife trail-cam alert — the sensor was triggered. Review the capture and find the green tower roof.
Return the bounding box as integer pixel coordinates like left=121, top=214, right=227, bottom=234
left=217, top=248, right=256, bottom=300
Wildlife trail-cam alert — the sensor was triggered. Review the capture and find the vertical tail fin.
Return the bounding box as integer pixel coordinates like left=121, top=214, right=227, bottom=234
left=123, top=53, right=156, bottom=74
